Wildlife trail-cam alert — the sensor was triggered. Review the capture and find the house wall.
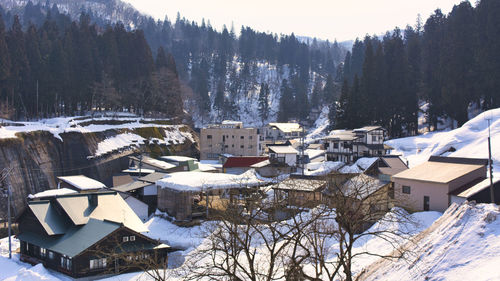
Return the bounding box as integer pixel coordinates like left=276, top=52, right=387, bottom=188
left=393, top=178, right=449, bottom=212
left=143, top=184, right=157, bottom=196
left=224, top=167, right=251, bottom=175
left=73, top=228, right=169, bottom=277
left=448, top=166, right=486, bottom=193
left=200, top=127, right=260, bottom=160
left=264, top=126, right=301, bottom=141
left=276, top=189, right=322, bottom=207
left=157, top=188, right=192, bottom=221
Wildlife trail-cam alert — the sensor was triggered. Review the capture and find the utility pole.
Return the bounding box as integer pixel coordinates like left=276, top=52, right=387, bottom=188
left=487, top=118, right=495, bottom=203
left=36, top=80, right=39, bottom=118
left=7, top=183, right=11, bottom=259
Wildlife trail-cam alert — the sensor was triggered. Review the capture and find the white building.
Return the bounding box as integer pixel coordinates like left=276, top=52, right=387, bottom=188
left=268, top=145, right=298, bottom=167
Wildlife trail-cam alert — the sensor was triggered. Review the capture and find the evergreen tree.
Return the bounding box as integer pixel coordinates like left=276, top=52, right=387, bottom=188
left=258, top=82, right=269, bottom=125
left=278, top=79, right=293, bottom=122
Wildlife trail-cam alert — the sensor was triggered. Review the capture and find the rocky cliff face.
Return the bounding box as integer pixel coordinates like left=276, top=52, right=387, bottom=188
left=0, top=126, right=199, bottom=219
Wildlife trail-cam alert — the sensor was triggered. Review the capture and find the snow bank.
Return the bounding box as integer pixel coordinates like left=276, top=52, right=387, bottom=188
left=338, top=157, right=378, bottom=174
left=301, top=161, right=344, bottom=176
left=387, top=107, right=500, bottom=173
left=94, top=133, right=144, bottom=157
left=359, top=202, right=500, bottom=281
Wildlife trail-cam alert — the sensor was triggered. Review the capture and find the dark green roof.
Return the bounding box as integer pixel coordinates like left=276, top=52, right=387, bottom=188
left=18, top=218, right=120, bottom=258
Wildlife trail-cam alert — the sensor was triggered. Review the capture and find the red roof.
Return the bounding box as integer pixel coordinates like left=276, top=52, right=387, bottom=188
left=223, top=157, right=269, bottom=168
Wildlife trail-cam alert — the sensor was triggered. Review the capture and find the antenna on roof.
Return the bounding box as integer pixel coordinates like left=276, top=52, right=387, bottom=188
left=486, top=117, right=495, bottom=203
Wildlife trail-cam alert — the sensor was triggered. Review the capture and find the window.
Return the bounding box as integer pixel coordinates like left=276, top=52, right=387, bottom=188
left=333, top=142, right=339, bottom=149
left=207, top=135, right=212, bottom=139
left=249, top=145, right=253, bottom=149
left=225, top=145, right=228, bottom=148
left=232, top=144, right=234, bottom=148
left=240, top=136, right=244, bottom=139
left=402, top=185, right=411, bottom=194
left=40, top=247, right=46, bottom=258
left=123, top=236, right=129, bottom=242
left=240, top=145, right=244, bottom=149
left=249, top=136, right=253, bottom=139
left=372, top=135, right=377, bottom=142
left=61, top=256, right=72, bottom=270
left=232, top=135, right=234, bottom=139
left=89, top=258, right=107, bottom=269
left=208, top=144, right=212, bottom=148
left=48, top=251, right=54, bottom=260
left=130, top=236, right=136, bottom=241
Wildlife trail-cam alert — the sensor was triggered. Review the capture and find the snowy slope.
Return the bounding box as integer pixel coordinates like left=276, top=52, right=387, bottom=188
left=386, top=108, right=500, bottom=173
left=359, top=202, right=500, bottom=281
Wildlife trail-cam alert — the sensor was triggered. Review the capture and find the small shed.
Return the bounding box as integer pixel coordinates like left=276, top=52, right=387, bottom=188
left=156, top=170, right=269, bottom=221
left=272, top=177, right=326, bottom=207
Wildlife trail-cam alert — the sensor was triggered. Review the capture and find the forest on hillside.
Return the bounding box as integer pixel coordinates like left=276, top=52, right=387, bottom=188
left=333, top=0, right=500, bottom=137
left=0, top=1, right=347, bottom=123
left=0, top=6, right=183, bottom=119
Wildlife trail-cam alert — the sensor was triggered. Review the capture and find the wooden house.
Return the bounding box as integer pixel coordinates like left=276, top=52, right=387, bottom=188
left=272, top=177, right=327, bottom=207
left=17, top=191, right=170, bottom=278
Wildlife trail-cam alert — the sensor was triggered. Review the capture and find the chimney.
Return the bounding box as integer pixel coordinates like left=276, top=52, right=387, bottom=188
left=88, top=194, right=98, bottom=208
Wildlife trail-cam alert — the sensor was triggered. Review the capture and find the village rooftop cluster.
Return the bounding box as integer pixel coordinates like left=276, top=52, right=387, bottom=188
left=14, top=120, right=500, bottom=278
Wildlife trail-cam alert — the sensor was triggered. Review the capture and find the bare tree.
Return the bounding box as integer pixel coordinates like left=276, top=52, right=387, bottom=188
left=179, top=174, right=418, bottom=281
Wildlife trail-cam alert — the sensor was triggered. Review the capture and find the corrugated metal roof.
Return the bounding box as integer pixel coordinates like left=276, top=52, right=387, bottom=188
left=28, top=201, right=70, bottom=235
left=113, top=181, right=150, bottom=193
left=18, top=218, right=120, bottom=257
left=223, top=157, right=269, bottom=168
left=392, top=161, right=485, bottom=184
left=138, top=172, right=167, bottom=183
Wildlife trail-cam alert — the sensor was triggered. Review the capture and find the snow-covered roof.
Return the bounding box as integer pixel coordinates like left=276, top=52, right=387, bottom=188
left=338, top=158, right=378, bottom=174
left=268, top=122, right=302, bottom=133
left=302, top=161, right=345, bottom=176
left=121, top=168, right=156, bottom=175
left=160, top=155, right=197, bottom=163
left=272, top=178, right=326, bottom=192
left=268, top=145, right=298, bottom=154
left=353, top=126, right=384, bottom=133
left=157, top=170, right=267, bottom=192
left=58, top=175, right=106, bottom=190
left=251, top=159, right=271, bottom=168
left=305, top=149, right=325, bottom=160
left=325, top=130, right=358, bottom=141
left=455, top=176, right=500, bottom=198
left=28, top=188, right=77, bottom=199
left=340, top=174, right=389, bottom=200
left=130, top=156, right=177, bottom=171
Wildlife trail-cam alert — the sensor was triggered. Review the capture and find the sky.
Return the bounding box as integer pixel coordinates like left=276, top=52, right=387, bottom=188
left=121, top=0, right=471, bottom=42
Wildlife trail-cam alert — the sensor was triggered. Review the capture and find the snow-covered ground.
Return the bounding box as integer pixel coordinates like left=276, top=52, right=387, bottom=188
left=387, top=108, right=500, bottom=174
left=0, top=115, right=195, bottom=158
left=360, top=202, right=500, bottom=281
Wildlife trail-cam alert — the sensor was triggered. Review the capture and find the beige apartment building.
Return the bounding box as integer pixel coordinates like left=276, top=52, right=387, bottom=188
left=200, top=121, right=261, bottom=160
